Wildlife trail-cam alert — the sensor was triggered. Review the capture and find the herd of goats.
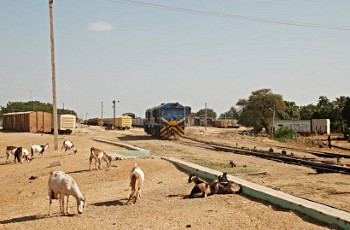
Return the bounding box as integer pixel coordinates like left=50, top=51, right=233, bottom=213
left=4, top=140, right=241, bottom=216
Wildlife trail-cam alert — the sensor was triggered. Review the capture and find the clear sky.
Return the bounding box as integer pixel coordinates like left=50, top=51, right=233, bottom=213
left=0, top=0, right=349, bottom=119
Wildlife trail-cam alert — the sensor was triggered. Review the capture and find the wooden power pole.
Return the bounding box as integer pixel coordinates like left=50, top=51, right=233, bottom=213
left=205, top=102, right=207, bottom=131
left=49, top=0, right=58, bottom=150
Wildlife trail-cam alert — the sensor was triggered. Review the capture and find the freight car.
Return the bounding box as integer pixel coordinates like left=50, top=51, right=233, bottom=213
left=144, top=102, right=190, bottom=139
left=2, top=111, right=52, bottom=133
left=53, top=114, right=76, bottom=134
left=132, top=117, right=144, bottom=127
left=103, top=116, right=132, bottom=130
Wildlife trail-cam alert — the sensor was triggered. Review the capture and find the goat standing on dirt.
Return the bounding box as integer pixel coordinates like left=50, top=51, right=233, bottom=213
left=14, top=147, right=23, bottom=163
left=61, top=140, right=77, bottom=156
left=6, top=146, right=18, bottom=163
left=48, top=171, right=85, bottom=216
left=89, top=147, right=111, bottom=171
left=127, top=164, right=144, bottom=204
left=21, top=148, right=31, bottom=162
left=31, top=143, right=49, bottom=158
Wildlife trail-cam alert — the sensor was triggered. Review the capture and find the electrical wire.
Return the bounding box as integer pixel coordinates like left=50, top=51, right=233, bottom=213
left=105, top=0, right=350, bottom=31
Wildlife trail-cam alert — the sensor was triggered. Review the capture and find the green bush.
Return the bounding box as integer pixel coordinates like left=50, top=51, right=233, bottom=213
left=274, top=126, right=295, bottom=142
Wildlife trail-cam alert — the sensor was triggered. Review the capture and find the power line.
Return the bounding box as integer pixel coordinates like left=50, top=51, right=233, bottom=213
left=106, top=0, right=350, bottom=31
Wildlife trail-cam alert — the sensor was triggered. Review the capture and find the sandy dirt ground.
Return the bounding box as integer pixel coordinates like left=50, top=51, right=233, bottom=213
left=0, top=126, right=345, bottom=229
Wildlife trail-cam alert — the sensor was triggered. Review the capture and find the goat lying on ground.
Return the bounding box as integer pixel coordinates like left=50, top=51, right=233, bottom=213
left=89, top=147, right=111, bottom=171
left=31, top=143, right=49, bottom=158
left=61, top=140, right=77, bottom=156
left=48, top=171, right=85, bottom=216
left=127, top=164, right=144, bottom=204
left=211, top=172, right=241, bottom=194
left=6, top=146, right=18, bottom=163
left=188, top=174, right=207, bottom=184
left=188, top=174, right=212, bottom=198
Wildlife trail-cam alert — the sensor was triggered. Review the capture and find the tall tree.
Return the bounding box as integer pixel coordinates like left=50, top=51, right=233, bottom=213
left=196, top=108, right=217, bottom=119
left=299, top=104, right=318, bottom=120
left=333, top=96, right=348, bottom=134
left=236, top=89, right=286, bottom=134
left=343, top=97, right=350, bottom=133
left=313, top=96, right=334, bottom=119
left=281, top=101, right=300, bottom=120
left=0, top=101, right=77, bottom=116
left=219, top=106, right=239, bottom=119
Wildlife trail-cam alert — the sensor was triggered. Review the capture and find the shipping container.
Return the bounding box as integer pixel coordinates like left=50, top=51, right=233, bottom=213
left=103, top=116, right=132, bottom=130
left=53, top=114, right=76, bottom=134
left=213, top=119, right=240, bottom=128
left=132, top=117, right=144, bottom=127
left=116, top=116, right=132, bottom=130
left=2, top=111, right=52, bottom=133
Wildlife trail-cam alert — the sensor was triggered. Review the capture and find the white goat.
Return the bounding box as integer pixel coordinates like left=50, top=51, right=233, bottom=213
left=89, top=147, right=111, bottom=171
left=6, top=146, right=18, bottom=163
left=31, top=143, right=49, bottom=158
left=127, top=164, right=144, bottom=204
left=61, top=140, right=77, bottom=156
left=21, top=148, right=31, bottom=163
left=48, top=171, right=85, bottom=216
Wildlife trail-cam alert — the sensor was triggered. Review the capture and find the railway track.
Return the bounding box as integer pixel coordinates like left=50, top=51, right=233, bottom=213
left=183, top=136, right=350, bottom=175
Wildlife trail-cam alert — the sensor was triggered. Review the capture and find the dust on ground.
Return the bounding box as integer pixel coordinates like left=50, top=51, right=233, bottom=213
left=0, top=126, right=343, bottom=229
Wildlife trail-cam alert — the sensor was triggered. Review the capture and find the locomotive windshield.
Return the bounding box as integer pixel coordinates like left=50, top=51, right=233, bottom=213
left=162, top=109, right=172, bottom=117
left=174, top=109, right=184, bottom=116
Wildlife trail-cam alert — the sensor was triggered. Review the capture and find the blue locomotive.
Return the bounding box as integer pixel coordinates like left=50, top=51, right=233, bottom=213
left=144, top=102, right=191, bottom=139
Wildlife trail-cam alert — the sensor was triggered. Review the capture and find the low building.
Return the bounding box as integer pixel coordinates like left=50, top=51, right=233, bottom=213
left=273, top=119, right=330, bottom=135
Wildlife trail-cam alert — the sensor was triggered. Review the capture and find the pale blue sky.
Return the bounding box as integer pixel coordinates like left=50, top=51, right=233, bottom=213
left=0, top=0, right=349, bottom=119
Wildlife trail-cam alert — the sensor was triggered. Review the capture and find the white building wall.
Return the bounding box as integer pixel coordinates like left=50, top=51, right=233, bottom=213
left=311, top=119, right=330, bottom=135
left=273, top=120, right=311, bottom=132
left=273, top=119, right=330, bottom=135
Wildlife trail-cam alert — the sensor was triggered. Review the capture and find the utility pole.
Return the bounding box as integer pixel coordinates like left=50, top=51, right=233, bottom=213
left=272, top=106, right=275, bottom=137
left=205, top=102, right=207, bottom=131
left=112, top=100, right=119, bottom=128
left=101, top=102, right=104, bottom=119
left=49, top=0, right=58, bottom=150
left=113, top=100, right=116, bottom=128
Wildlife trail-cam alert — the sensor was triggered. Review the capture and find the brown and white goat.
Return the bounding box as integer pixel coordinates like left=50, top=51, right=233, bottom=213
left=48, top=171, right=85, bottom=216
left=89, top=147, right=111, bottom=171
left=61, top=140, right=77, bottom=156
left=188, top=174, right=212, bottom=198
left=127, top=164, right=144, bottom=204
left=6, top=146, right=18, bottom=163
left=31, top=143, right=49, bottom=158
left=188, top=174, right=207, bottom=184
left=211, top=173, right=241, bottom=194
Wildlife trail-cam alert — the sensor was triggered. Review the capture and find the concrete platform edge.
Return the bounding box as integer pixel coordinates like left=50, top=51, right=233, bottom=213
left=162, top=156, right=350, bottom=229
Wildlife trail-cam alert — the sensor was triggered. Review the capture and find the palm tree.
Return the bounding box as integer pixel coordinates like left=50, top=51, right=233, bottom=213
left=334, top=96, right=347, bottom=135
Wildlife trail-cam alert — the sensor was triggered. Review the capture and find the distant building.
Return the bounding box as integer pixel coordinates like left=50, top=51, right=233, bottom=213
left=312, top=119, right=330, bottom=135
left=273, top=119, right=330, bottom=135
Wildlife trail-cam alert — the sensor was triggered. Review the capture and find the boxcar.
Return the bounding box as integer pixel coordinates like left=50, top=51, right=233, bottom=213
left=144, top=102, right=190, bottom=139
left=2, top=111, right=52, bottom=133
left=103, top=116, right=132, bottom=130
left=132, top=117, right=144, bottom=127
left=54, top=114, right=76, bottom=134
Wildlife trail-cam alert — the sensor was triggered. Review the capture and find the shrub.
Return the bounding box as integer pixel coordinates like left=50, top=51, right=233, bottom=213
left=274, top=126, right=295, bottom=142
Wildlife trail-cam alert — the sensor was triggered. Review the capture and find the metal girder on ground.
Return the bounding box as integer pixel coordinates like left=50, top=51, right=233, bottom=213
left=92, top=138, right=150, bottom=160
